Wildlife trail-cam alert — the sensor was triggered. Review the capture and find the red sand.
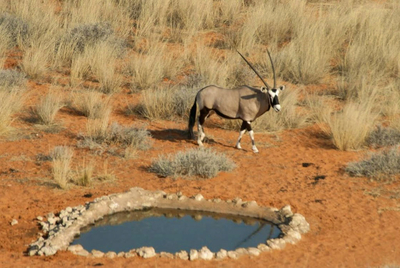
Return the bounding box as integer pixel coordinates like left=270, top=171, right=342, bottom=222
left=1, top=86, right=400, bottom=268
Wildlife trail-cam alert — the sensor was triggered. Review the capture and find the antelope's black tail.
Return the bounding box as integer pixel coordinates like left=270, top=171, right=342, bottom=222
left=188, top=98, right=197, bottom=139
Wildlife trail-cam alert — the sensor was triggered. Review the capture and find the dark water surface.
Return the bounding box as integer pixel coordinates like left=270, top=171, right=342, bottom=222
left=71, top=208, right=281, bottom=253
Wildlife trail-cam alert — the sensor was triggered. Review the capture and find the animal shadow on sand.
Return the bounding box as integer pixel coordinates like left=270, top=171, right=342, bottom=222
left=150, top=128, right=235, bottom=149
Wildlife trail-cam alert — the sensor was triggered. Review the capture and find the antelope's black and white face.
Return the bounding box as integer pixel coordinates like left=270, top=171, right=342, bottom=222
left=268, top=85, right=285, bottom=112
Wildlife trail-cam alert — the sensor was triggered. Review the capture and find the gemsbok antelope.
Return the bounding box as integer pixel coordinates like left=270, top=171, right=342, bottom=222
left=188, top=50, right=285, bottom=153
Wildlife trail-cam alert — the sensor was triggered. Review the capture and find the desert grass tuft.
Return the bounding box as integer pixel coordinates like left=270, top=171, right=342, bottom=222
left=32, top=91, right=64, bottom=125
left=73, top=160, right=94, bottom=186
left=0, top=89, right=25, bottom=134
left=149, top=148, right=235, bottom=179
left=69, top=90, right=112, bottom=119
left=133, top=85, right=198, bottom=121
left=323, top=102, right=378, bottom=151
left=346, top=146, right=400, bottom=182
left=50, top=146, right=74, bottom=189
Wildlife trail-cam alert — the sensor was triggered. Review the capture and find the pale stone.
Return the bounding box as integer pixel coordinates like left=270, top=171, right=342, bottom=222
left=91, top=249, right=104, bottom=258
left=175, top=250, right=189, bottom=260
left=198, top=246, right=214, bottom=260
left=137, top=247, right=156, bottom=258
left=257, top=243, right=271, bottom=252
left=235, top=248, right=248, bottom=256
left=289, top=213, right=310, bottom=234
left=283, top=229, right=302, bottom=244
left=189, top=249, right=198, bottom=260
left=194, top=194, right=204, bottom=201
left=125, top=252, right=136, bottom=258
left=76, top=249, right=90, bottom=257
left=247, top=247, right=261, bottom=256
left=267, top=238, right=286, bottom=250
left=227, top=251, right=239, bottom=259
left=280, top=205, right=293, bottom=217
left=10, top=219, right=18, bottom=226
left=67, top=244, right=84, bottom=254
left=242, top=201, right=258, bottom=208
left=105, top=251, right=117, bottom=258
left=117, top=252, right=125, bottom=257
left=42, top=245, right=57, bottom=256
left=36, top=216, right=43, bottom=221
left=216, top=249, right=227, bottom=260
left=159, top=252, right=174, bottom=259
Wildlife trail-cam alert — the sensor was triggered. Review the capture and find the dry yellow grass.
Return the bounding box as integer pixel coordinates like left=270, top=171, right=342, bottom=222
left=0, top=0, right=397, bottom=152
left=50, top=146, right=74, bottom=189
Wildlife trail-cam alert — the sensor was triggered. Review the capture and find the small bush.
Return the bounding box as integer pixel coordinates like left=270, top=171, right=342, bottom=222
left=67, top=22, right=114, bottom=53
left=149, top=148, right=235, bottom=179
left=0, top=69, right=26, bottom=89
left=50, top=146, right=74, bottom=189
left=81, top=120, right=152, bottom=155
left=0, top=12, right=29, bottom=46
left=346, top=146, right=400, bottom=182
left=108, top=123, right=153, bottom=151
left=367, top=126, right=400, bottom=148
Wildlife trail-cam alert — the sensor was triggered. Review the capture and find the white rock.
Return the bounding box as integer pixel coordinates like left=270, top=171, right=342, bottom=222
left=267, top=238, right=286, bottom=250
left=198, top=246, right=214, bottom=260
left=67, top=244, right=84, bottom=254
left=189, top=249, right=198, bottom=260
left=175, top=250, right=189, bottom=260
left=137, top=247, right=156, bottom=258
left=289, top=213, right=310, bottom=234
left=159, top=252, right=174, bottom=259
left=105, top=251, right=117, bottom=258
left=76, top=249, right=90, bottom=257
left=194, top=194, right=204, bottom=201
left=280, top=205, right=293, bottom=217
left=247, top=247, right=261, bottom=256
left=10, top=219, right=18, bottom=226
left=215, top=249, right=227, bottom=260
left=227, top=251, right=238, bottom=259
left=91, top=249, right=104, bottom=258
left=257, top=243, right=271, bottom=252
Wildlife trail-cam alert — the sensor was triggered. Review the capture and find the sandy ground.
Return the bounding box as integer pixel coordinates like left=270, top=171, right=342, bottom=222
left=0, top=84, right=400, bottom=268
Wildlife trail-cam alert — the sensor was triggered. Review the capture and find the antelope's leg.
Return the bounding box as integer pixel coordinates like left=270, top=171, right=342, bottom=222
left=246, top=121, right=258, bottom=153
left=235, top=121, right=247, bottom=150
left=197, top=108, right=209, bottom=146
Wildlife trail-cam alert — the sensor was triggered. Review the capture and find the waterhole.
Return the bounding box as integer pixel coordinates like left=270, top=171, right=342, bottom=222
left=71, top=208, right=282, bottom=253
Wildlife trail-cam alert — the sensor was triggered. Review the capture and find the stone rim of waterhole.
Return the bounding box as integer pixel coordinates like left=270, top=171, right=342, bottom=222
left=27, top=187, right=310, bottom=260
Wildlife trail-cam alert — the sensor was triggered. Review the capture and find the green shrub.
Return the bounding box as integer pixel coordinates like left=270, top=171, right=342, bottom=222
left=149, top=148, right=235, bottom=179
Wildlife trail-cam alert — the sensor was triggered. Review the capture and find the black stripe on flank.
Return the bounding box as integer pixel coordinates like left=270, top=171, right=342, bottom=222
left=214, top=110, right=238, bottom=120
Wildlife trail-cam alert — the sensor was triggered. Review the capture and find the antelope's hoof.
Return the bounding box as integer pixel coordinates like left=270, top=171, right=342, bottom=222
left=252, top=147, right=259, bottom=153
left=235, top=145, right=242, bottom=150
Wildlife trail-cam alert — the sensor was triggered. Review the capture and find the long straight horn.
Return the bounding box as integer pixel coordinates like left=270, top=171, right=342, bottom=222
left=236, top=50, right=271, bottom=90
left=266, top=49, right=276, bottom=89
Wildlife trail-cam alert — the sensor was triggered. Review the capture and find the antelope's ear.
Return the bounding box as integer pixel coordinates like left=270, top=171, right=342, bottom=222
left=261, top=86, right=268, bottom=92
left=279, top=85, right=285, bottom=91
